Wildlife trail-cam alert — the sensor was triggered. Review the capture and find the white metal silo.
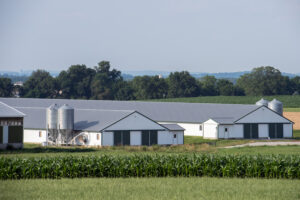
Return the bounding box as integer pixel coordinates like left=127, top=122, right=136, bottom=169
left=58, top=104, right=74, bottom=144
left=46, top=104, right=58, bottom=145
left=255, top=98, right=269, bottom=107
left=268, top=99, right=283, bottom=115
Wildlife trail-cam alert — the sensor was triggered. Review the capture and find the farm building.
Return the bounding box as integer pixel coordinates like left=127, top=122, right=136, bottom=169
left=0, top=97, right=293, bottom=146
left=0, top=101, right=25, bottom=149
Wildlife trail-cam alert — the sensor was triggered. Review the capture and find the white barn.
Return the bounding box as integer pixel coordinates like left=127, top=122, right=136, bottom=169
left=0, top=98, right=294, bottom=145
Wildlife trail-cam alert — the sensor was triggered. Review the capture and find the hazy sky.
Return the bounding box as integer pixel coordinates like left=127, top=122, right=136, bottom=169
left=0, top=0, right=299, bottom=73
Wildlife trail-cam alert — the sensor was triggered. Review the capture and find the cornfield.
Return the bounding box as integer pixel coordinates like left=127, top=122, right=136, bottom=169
left=0, top=154, right=299, bottom=179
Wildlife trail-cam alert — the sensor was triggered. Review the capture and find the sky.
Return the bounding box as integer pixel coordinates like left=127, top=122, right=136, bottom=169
left=0, top=0, right=299, bottom=73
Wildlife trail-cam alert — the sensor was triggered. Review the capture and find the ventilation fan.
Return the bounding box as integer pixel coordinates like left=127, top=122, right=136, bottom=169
left=74, top=133, right=89, bottom=146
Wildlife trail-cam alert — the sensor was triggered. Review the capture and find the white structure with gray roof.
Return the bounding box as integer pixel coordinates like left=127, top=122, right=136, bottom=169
left=0, top=98, right=294, bottom=144
left=0, top=101, right=25, bottom=149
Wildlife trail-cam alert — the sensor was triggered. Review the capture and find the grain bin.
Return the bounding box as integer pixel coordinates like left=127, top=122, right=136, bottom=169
left=46, top=104, right=59, bottom=144
left=46, top=104, right=58, bottom=130
left=255, top=98, right=269, bottom=107
left=268, top=99, right=283, bottom=115
left=58, top=104, right=74, bottom=144
left=58, top=104, right=74, bottom=130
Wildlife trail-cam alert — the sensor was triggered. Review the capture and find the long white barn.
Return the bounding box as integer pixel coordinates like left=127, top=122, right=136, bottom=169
left=0, top=98, right=294, bottom=146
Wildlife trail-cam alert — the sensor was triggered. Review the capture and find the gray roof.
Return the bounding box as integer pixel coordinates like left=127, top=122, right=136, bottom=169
left=0, top=98, right=260, bottom=124
left=17, top=107, right=134, bottom=131
left=163, top=124, right=185, bottom=131
left=0, top=101, right=25, bottom=117
left=210, top=117, right=235, bottom=124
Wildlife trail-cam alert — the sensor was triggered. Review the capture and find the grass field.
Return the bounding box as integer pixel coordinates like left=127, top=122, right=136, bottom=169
left=1, top=177, right=299, bottom=200
left=1, top=139, right=300, bottom=158
left=150, top=95, right=300, bottom=108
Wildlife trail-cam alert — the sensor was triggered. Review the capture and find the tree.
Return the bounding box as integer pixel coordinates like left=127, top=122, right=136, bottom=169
left=56, top=65, right=95, bottom=99
left=201, top=75, right=218, bottom=96
left=167, top=71, right=200, bottom=98
left=90, top=61, right=123, bottom=100
left=290, top=76, right=300, bottom=94
left=0, top=78, right=13, bottom=97
left=216, top=79, right=235, bottom=96
left=22, top=70, right=57, bottom=98
left=113, top=81, right=135, bottom=100
left=131, top=76, right=168, bottom=99
left=236, top=66, right=288, bottom=96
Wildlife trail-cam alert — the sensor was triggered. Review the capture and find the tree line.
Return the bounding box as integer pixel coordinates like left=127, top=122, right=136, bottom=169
left=0, top=61, right=299, bottom=99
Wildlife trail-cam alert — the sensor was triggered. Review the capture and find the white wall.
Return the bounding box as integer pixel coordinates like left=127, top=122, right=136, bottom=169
left=130, top=131, right=141, bottom=145
left=177, top=132, right=184, bottom=144
left=102, top=131, right=113, bottom=146
left=259, top=124, right=268, bottom=138
left=284, top=124, right=293, bottom=138
left=236, top=107, right=291, bottom=124
left=86, top=132, right=101, bottom=146
left=24, top=129, right=47, bottom=143
left=203, top=120, right=218, bottom=139
left=105, top=112, right=165, bottom=131
left=159, top=122, right=202, bottom=136
left=158, top=130, right=173, bottom=145
left=218, top=125, right=234, bottom=139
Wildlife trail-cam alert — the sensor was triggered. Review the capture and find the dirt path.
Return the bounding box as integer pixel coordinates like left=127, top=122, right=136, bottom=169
left=224, top=141, right=300, bottom=148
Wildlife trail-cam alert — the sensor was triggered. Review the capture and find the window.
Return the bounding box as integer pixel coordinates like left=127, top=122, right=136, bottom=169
left=97, top=134, right=100, bottom=140
left=173, top=134, right=177, bottom=138
left=39, top=131, right=42, bottom=138
left=199, top=125, right=202, bottom=131
left=225, top=128, right=228, bottom=132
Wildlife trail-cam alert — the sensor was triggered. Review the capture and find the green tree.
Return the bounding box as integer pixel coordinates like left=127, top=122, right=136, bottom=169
left=0, top=77, right=13, bottom=97
left=113, top=81, right=135, bottom=100
left=167, top=71, right=200, bottom=98
left=131, top=76, right=168, bottom=99
left=216, top=79, right=235, bottom=96
left=237, top=66, right=288, bottom=96
left=201, top=75, right=218, bottom=96
left=22, top=70, right=57, bottom=98
left=290, top=76, right=300, bottom=95
left=57, top=65, right=95, bottom=99
left=90, top=61, right=123, bottom=100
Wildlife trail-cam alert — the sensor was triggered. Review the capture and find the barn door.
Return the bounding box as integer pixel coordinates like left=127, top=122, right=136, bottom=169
left=269, top=124, right=283, bottom=138
left=123, top=131, right=130, bottom=145
left=114, top=131, right=122, bottom=146
left=276, top=124, right=283, bottom=138
left=142, top=131, right=150, bottom=146
left=251, top=124, right=258, bottom=139
left=0, top=126, right=3, bottom=144
left=269, top=124, right=276, bottom=138
left=244, top=124, right=251, bottom=139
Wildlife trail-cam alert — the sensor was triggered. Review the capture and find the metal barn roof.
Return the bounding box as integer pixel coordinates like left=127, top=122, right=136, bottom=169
left=0, top=98, right=260, bottom=124
left=0, top=101, right=25, bottom=117
left=163, top=124, right=185, bottom=131
left=17, top=107, right=134, bottom=131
